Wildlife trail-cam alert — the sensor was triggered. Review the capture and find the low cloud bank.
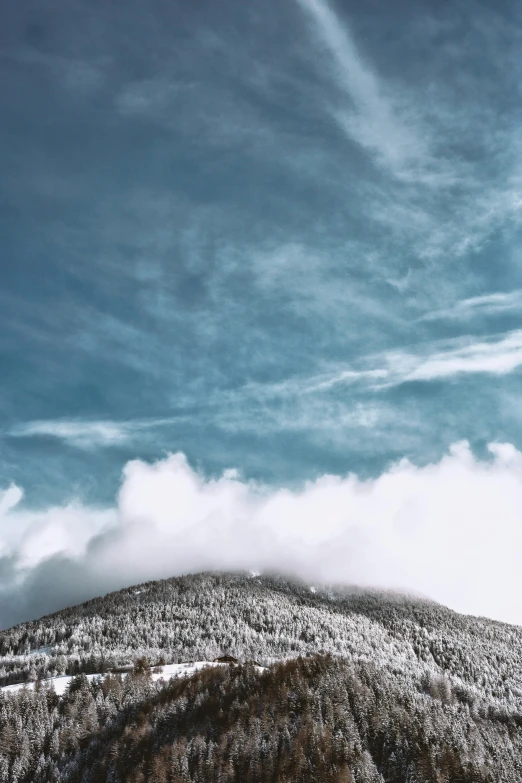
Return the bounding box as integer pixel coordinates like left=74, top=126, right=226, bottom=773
left=1, top=441, right=521, bottom=628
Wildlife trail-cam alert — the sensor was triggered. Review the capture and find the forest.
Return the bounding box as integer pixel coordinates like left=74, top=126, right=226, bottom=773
left=1, top=572, right=521, bottom=781
left=2, top=653, right=521, bottom=782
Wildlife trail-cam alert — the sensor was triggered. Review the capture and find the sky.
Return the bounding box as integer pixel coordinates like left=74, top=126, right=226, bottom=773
left=2, top=0, right=522, bottom=628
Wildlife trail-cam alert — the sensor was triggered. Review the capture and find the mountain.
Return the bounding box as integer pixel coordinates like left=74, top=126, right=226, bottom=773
left=1, top=571, right=521, bottom=782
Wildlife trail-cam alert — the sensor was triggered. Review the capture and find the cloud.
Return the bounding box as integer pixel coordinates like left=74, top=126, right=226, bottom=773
left=295, top=0, right=441, bottom=182
left=420, top=290, right=522, bottom=322
left=284, top=330, right=522, bottom=392
left=8, top=417, right=187, bottom=449
left=306, top=369, right=388, bottom=392
left=1, top=443, right=522, bottom=628
left=294, top=0, right=522, bottom=265
left=9, top=326, right=522, bottom=460
left=0, top=485, right=23, bottom=518
left=0, top=486, right=114, bottom=571
left=9, top=420, right=134, bottom=449
left=393, top=330, right=522, bottom=382
left=232, top=329, right=522, bottom=404
left=237, top=367, right=389, bottom=401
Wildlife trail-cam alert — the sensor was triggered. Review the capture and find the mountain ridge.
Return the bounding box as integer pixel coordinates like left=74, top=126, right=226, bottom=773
left=1, top=571, right=522, bottom=782
left=1, top=571, right=521, bottom=708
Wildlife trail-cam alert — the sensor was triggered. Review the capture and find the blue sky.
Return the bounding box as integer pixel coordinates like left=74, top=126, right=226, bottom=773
left=3, top=0, right=522, bottom=505
left=2, top=0, right=522, bottom=625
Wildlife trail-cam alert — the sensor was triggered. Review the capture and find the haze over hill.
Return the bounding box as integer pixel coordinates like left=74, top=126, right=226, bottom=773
left=2, top=442, right=522, bottom=631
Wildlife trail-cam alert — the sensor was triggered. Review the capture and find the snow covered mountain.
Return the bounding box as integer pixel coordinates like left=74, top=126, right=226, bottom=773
left=1, top=571, right=521, bottom=781
left=2, top=571, right=522, bottom=703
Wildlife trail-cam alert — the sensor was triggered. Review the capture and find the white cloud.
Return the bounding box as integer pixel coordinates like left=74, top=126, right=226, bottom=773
left=0, top=487, right=114, bottom=569
left=2, top=444, right=522, bottom=626
left=420, top=290, right=522, bottom=322
left=8, top=417, right=187, bottom=449
left=9, top=420, right=133, bottom=449
left=231, top=330, right=522, bottom=404
left=396, top=330, right=522, bottom=382
left=0, top=485, right=23, bottom=517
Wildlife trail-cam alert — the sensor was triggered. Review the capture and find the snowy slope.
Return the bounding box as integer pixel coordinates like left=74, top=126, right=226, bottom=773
left=1, top=659, right=267, bottom=696
left=1, top=661, right=227, bottom=696
left=1, top=571, right=522, bottom=712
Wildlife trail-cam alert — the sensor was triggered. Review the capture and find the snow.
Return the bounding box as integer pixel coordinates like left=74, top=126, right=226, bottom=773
left=2, top=672, right=103, bottom=696
left=152, top=661, right=225, bottom=682
left=1, top=660, right=266, bottom=696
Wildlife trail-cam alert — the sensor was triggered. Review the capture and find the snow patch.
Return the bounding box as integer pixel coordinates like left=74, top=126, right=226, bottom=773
left=2, top=673, right=102, bottom=697
left=1, top=660, right=266, bottom=697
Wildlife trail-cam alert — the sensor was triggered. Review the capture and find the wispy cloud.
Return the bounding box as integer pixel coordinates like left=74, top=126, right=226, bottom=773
left=398, top=331, right=522, bottom=382
left=9, top=420, right=134, bottom=449
left=238, top=367, right=389, bottom=401
left=362, top=331, right=522, bottom=385
left=295, top=0, right=522, bottom=268
left=306, top=369, right=388, bottom=392
left=7, top=417, right=186, bottom=449
left=10, top=328, right=522, bottom=455
left=420, top=291, right=522, bottom=322
left=236, top=329, right=522, bottom=402
left=295, top=0, right=442, bottom=183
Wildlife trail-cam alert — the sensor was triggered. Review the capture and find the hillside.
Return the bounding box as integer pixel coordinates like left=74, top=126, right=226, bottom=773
left=1, top=572, right=522, bottom=781
left=1, top=572, right=522, bottom=707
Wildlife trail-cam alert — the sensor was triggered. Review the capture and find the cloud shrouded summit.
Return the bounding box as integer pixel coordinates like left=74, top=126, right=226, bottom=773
left=1, top=443, right=522, bottom=629
left=1, top=0, right=522, bottom=625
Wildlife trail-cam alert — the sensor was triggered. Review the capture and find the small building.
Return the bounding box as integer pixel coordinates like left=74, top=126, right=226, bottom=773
left=213, top=655, right=239, bottom=664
